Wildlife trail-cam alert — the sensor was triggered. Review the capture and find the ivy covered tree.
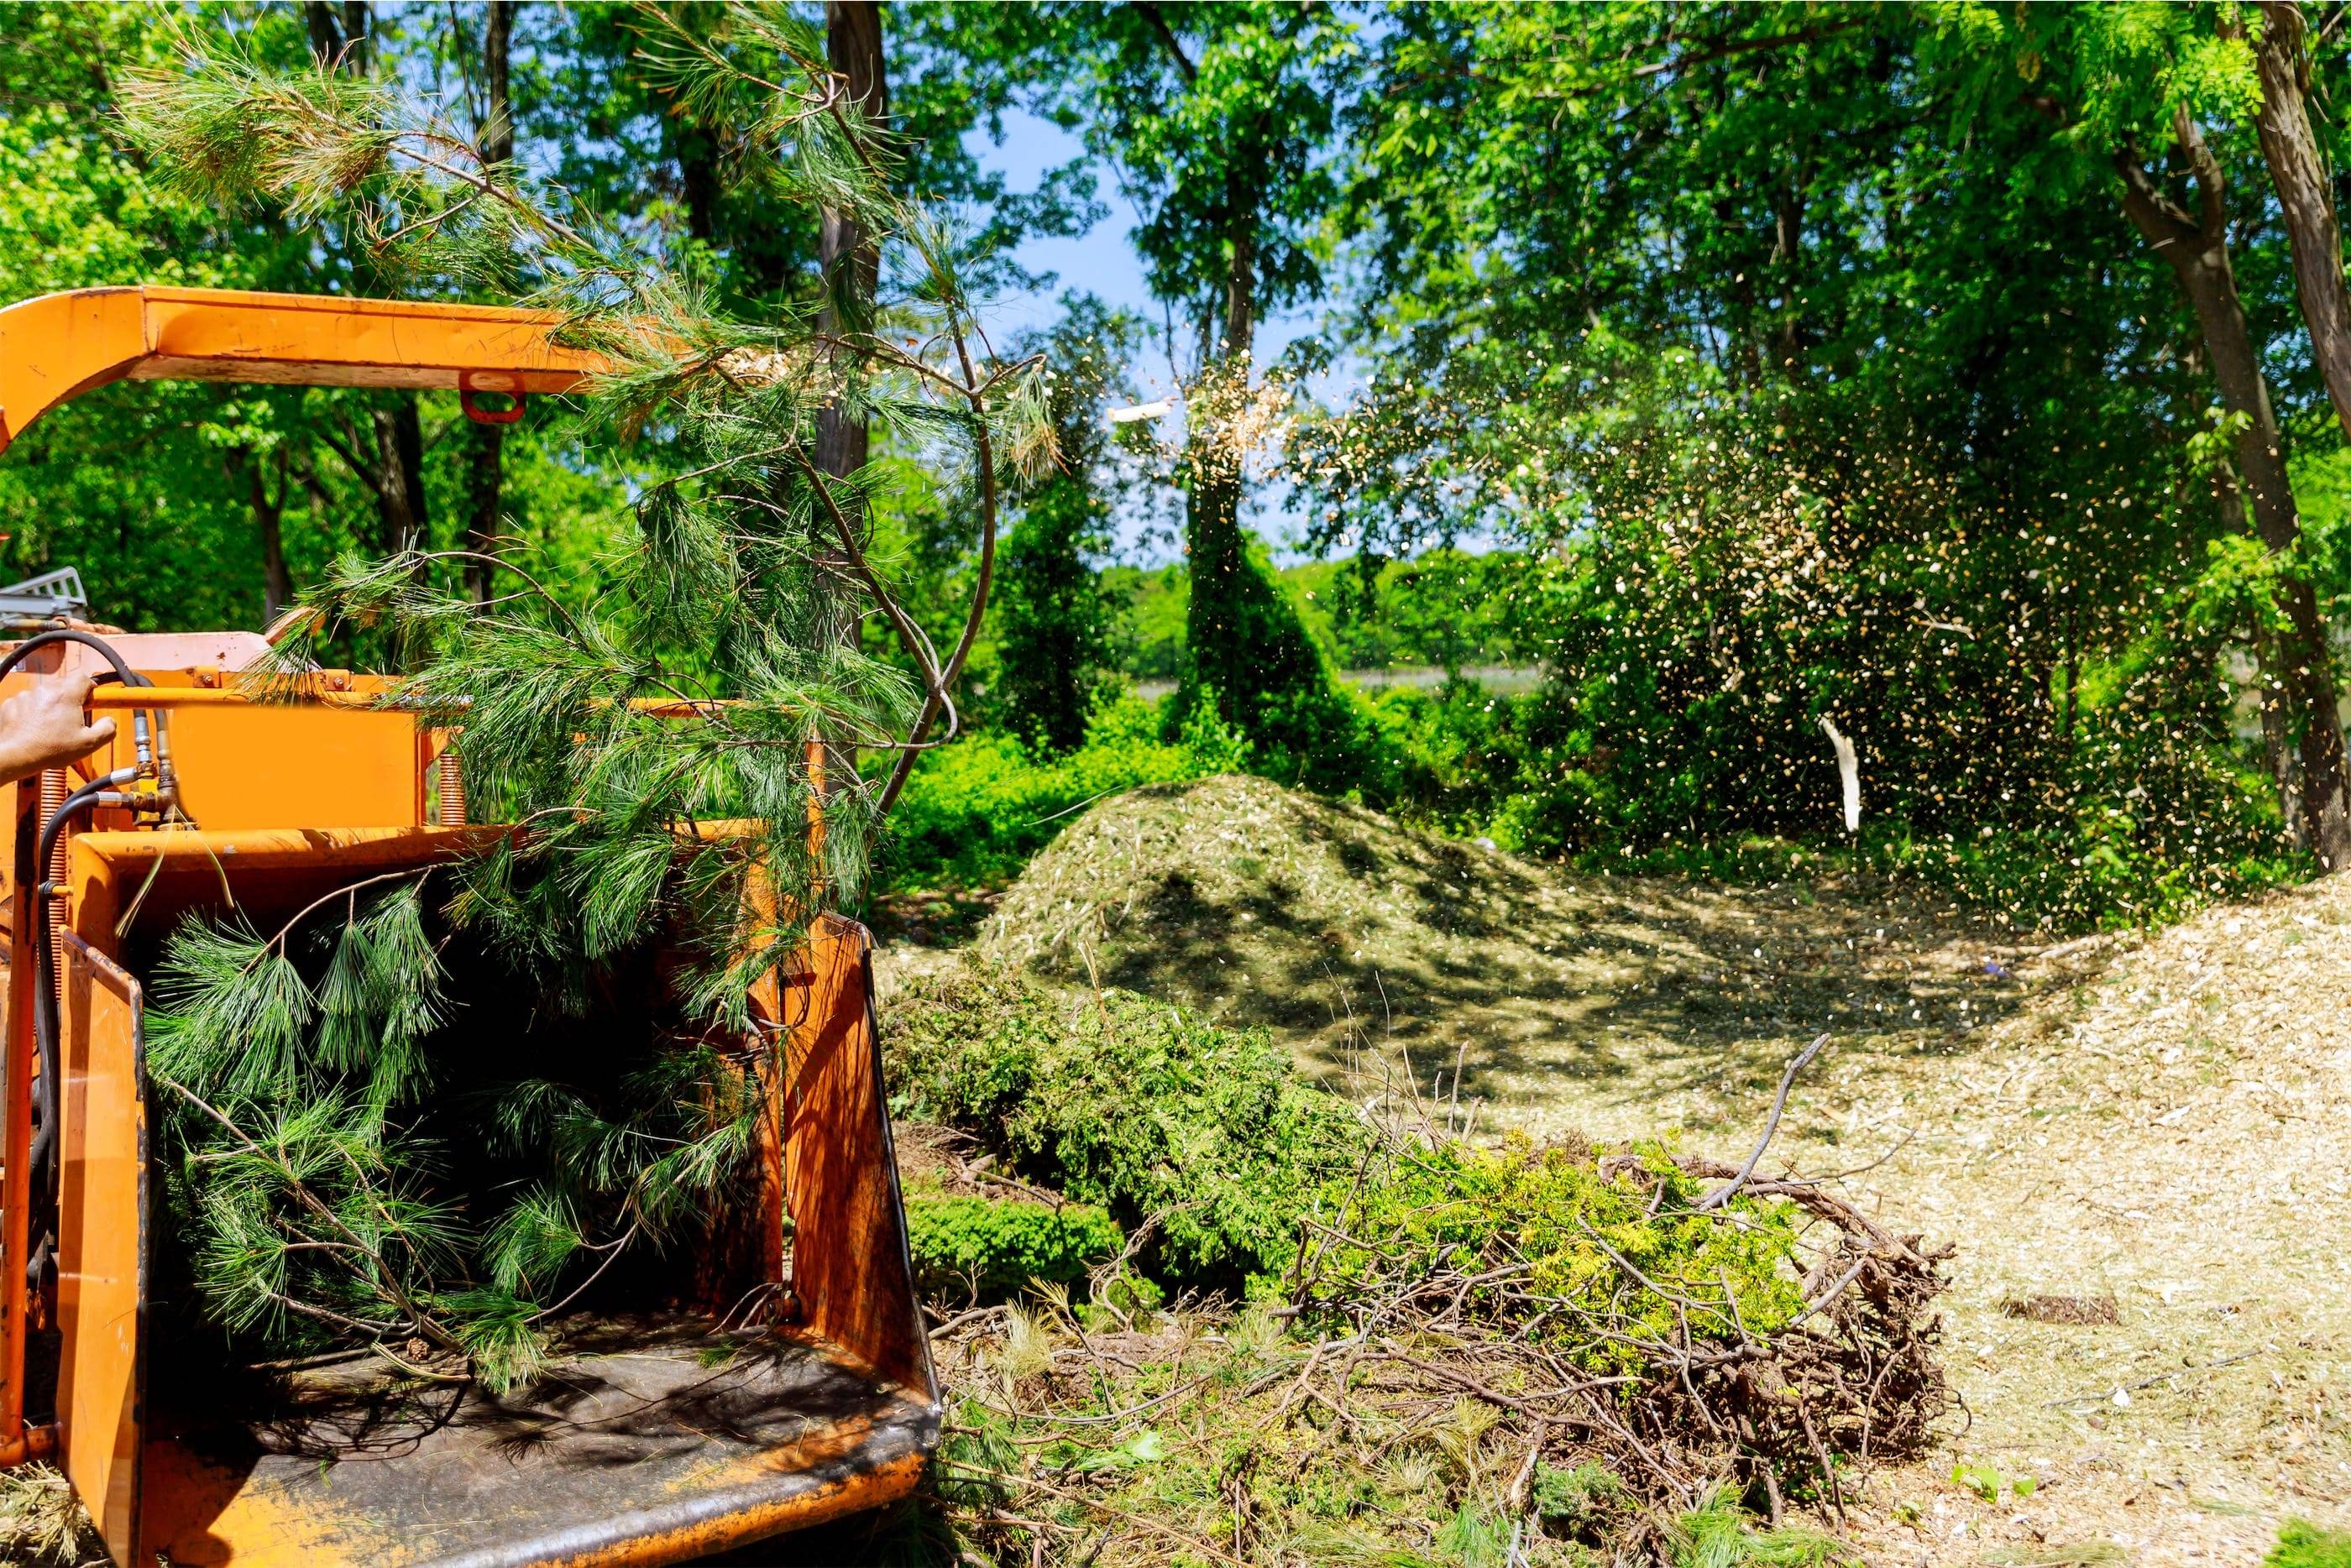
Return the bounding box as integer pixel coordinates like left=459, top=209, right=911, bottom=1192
left=996, top=295, right=1144, bottom=753
left=1009, top=1, right=1367, bottom=786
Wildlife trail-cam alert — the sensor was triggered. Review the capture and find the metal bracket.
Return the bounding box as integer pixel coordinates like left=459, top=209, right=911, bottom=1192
left=0, top=567, right=87, bottom=620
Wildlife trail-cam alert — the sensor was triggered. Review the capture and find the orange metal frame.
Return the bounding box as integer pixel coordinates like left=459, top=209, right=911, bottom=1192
left=0, top=285, right=604, bottom=457
left=0, top=288, right=935, bottom=1566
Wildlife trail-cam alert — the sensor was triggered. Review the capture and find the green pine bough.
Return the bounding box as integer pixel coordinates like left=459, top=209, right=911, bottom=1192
left=149, top=880, right=766, bottom=1391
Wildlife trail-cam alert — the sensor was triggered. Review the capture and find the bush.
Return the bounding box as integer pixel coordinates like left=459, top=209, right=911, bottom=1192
left=879, top=693, right=1246, bottom=891
left=884, top=968, right=1366, bottom=1291
left=903, top=1194, right=1121, bottom=1300
left=1293, top=1136, right=1804, bottom=1377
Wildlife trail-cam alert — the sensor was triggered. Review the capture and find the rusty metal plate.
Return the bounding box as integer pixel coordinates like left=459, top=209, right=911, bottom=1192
left=137, top=1316, right=940, bottom=1567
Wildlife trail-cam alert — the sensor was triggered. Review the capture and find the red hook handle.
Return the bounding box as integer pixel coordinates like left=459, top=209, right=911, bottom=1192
left=458, top=372, right=526, bottom=426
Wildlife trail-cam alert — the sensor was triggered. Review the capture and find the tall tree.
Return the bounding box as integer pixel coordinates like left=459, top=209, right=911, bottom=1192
left=303, top=1, right=431, bottom=558
left=1035, top=2, right=1360, bottom=783
left=462, top=0, right=514, bottom=604
left=997, top=296, right=1143, bottom=751
left=2247, top=3, right=2351, bottom=444
left=2109, top=106, right=2351, bottom=865
left=1964, top=4, right=2351, bottom=867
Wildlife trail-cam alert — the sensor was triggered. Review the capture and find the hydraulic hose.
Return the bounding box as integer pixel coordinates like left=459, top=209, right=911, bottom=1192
left=24, top=769, right=139, bottom=1292
left=0, top=628, right=144, bottom=694
left=0, top=630, right=158, bottom=1295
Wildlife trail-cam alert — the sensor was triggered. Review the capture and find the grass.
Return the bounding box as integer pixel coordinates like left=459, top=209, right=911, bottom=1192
left=2272, top=1520, right=2351, bottom=1568
left=0, top=1465, right=100, bottom=1567
left=877, top=693, right=1246, bottom=893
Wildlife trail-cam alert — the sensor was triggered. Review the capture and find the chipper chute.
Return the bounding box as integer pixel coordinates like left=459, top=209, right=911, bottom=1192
left=0, top=286, right=939, bottom=1565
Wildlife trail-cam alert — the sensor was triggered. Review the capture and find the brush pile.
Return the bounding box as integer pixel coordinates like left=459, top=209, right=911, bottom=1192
left=888, top=966, right=1953, bottom=1562
left=1279, top=1136, right=1952, bottom=1524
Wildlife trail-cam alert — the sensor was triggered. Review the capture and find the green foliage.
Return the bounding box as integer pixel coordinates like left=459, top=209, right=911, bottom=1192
left=880, top=692, right=1245, bottom=889
left=1532, top=1461, right=1627, bottom=1535
left=2270, top=1520, right=2351, bottom=1568
left=1288, top=3, right=2348, bottom=928
left=1293, top=1136, right=1804, bottom=1377
left=147, top=885, right=765, bottom=1391
left=1666, top=1485, right=1856, bottom=1568
left=883, top=968, right=1367, bottom=1289
left=903, top=1194, right=1122, bottom=1300
left=1949, top=1461, right=2036, bottom=1504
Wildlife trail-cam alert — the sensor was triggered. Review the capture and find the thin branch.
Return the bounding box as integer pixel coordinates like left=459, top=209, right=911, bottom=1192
left=1699, top=1032, right=1829, bottom=1210
left=879, top=303, right=1003, bottom=812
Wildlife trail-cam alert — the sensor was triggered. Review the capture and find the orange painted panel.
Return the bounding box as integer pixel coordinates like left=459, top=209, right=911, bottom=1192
left=138, top=287, right=600, bottom=393
left=0, top=893, right=36, bottom=1439
left=91, top=698, right=422, bottom=833
left=0, top=289, right=147, bottom=453
left=55, top=934, right=145, bottom=1566
left=783, top=919, right=933, bottom=1396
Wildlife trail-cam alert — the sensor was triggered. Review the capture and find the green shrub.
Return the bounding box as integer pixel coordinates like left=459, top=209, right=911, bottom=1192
left=1532, top=1461, right=1627, bottom=1534
left=2271, top=1520, right=2351, bottom=1568
left=903, top=1194, right=1121, bottom=1300
left=884, top=969, right=1366, bottom=1291
left=1294, top=1136, right=1804, bottom=1377
left=879, top=693, right=1241, bottom=891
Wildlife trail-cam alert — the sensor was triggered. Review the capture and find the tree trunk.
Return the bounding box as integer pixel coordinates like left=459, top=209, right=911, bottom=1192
left=2117, top=108, right=2351, bottom=868
left=817, top=0, right=886, bottom=513
left=813, top=0, right=887, bottom=788
left=1770, top=169, right=1805, bottom=371
left=463, top=0, right=514, bottom=604
left=2249, top=1, right=2351, bottom=445
left=230, top=447, right=295, bottom=623
left=370, top=403, right=428, bottom=554
left=309, top=1, right=432, bottom=564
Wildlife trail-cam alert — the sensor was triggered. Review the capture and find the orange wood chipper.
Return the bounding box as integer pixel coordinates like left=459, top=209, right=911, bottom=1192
left=0, top=286, right=938, bottom=1565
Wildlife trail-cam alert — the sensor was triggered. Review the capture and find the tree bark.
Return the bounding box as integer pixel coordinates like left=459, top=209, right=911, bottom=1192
left=230, top=447, right=295, bottom=623
left=2117, top=107, right=2351, bottom=868
left=2248, top=1, right=2351, bottom=444
left=463, top=0, right=514, bottom=604
left=370, top=404, right=428, bottom=554
left=814, top=1, right=887, bottom=650
left=307, top=2, right=432, bottom=563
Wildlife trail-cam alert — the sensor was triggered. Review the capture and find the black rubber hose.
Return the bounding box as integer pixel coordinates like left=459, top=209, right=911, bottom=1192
left=24, top=773, right=131, bottom=1290
left=0, top=630, right=154, bottom=1292
left=0, top=628, right=144, bottom=690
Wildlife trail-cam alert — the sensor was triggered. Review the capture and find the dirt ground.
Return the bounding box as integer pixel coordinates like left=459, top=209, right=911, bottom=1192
left=922, top=775, right=2351, bottom=1565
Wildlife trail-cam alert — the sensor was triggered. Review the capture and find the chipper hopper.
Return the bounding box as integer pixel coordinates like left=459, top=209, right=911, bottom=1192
left=0, top=286, right=939, bottom=1565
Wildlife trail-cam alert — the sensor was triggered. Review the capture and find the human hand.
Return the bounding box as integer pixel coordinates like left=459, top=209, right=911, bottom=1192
left=0, top=672, right=117, bottom=788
